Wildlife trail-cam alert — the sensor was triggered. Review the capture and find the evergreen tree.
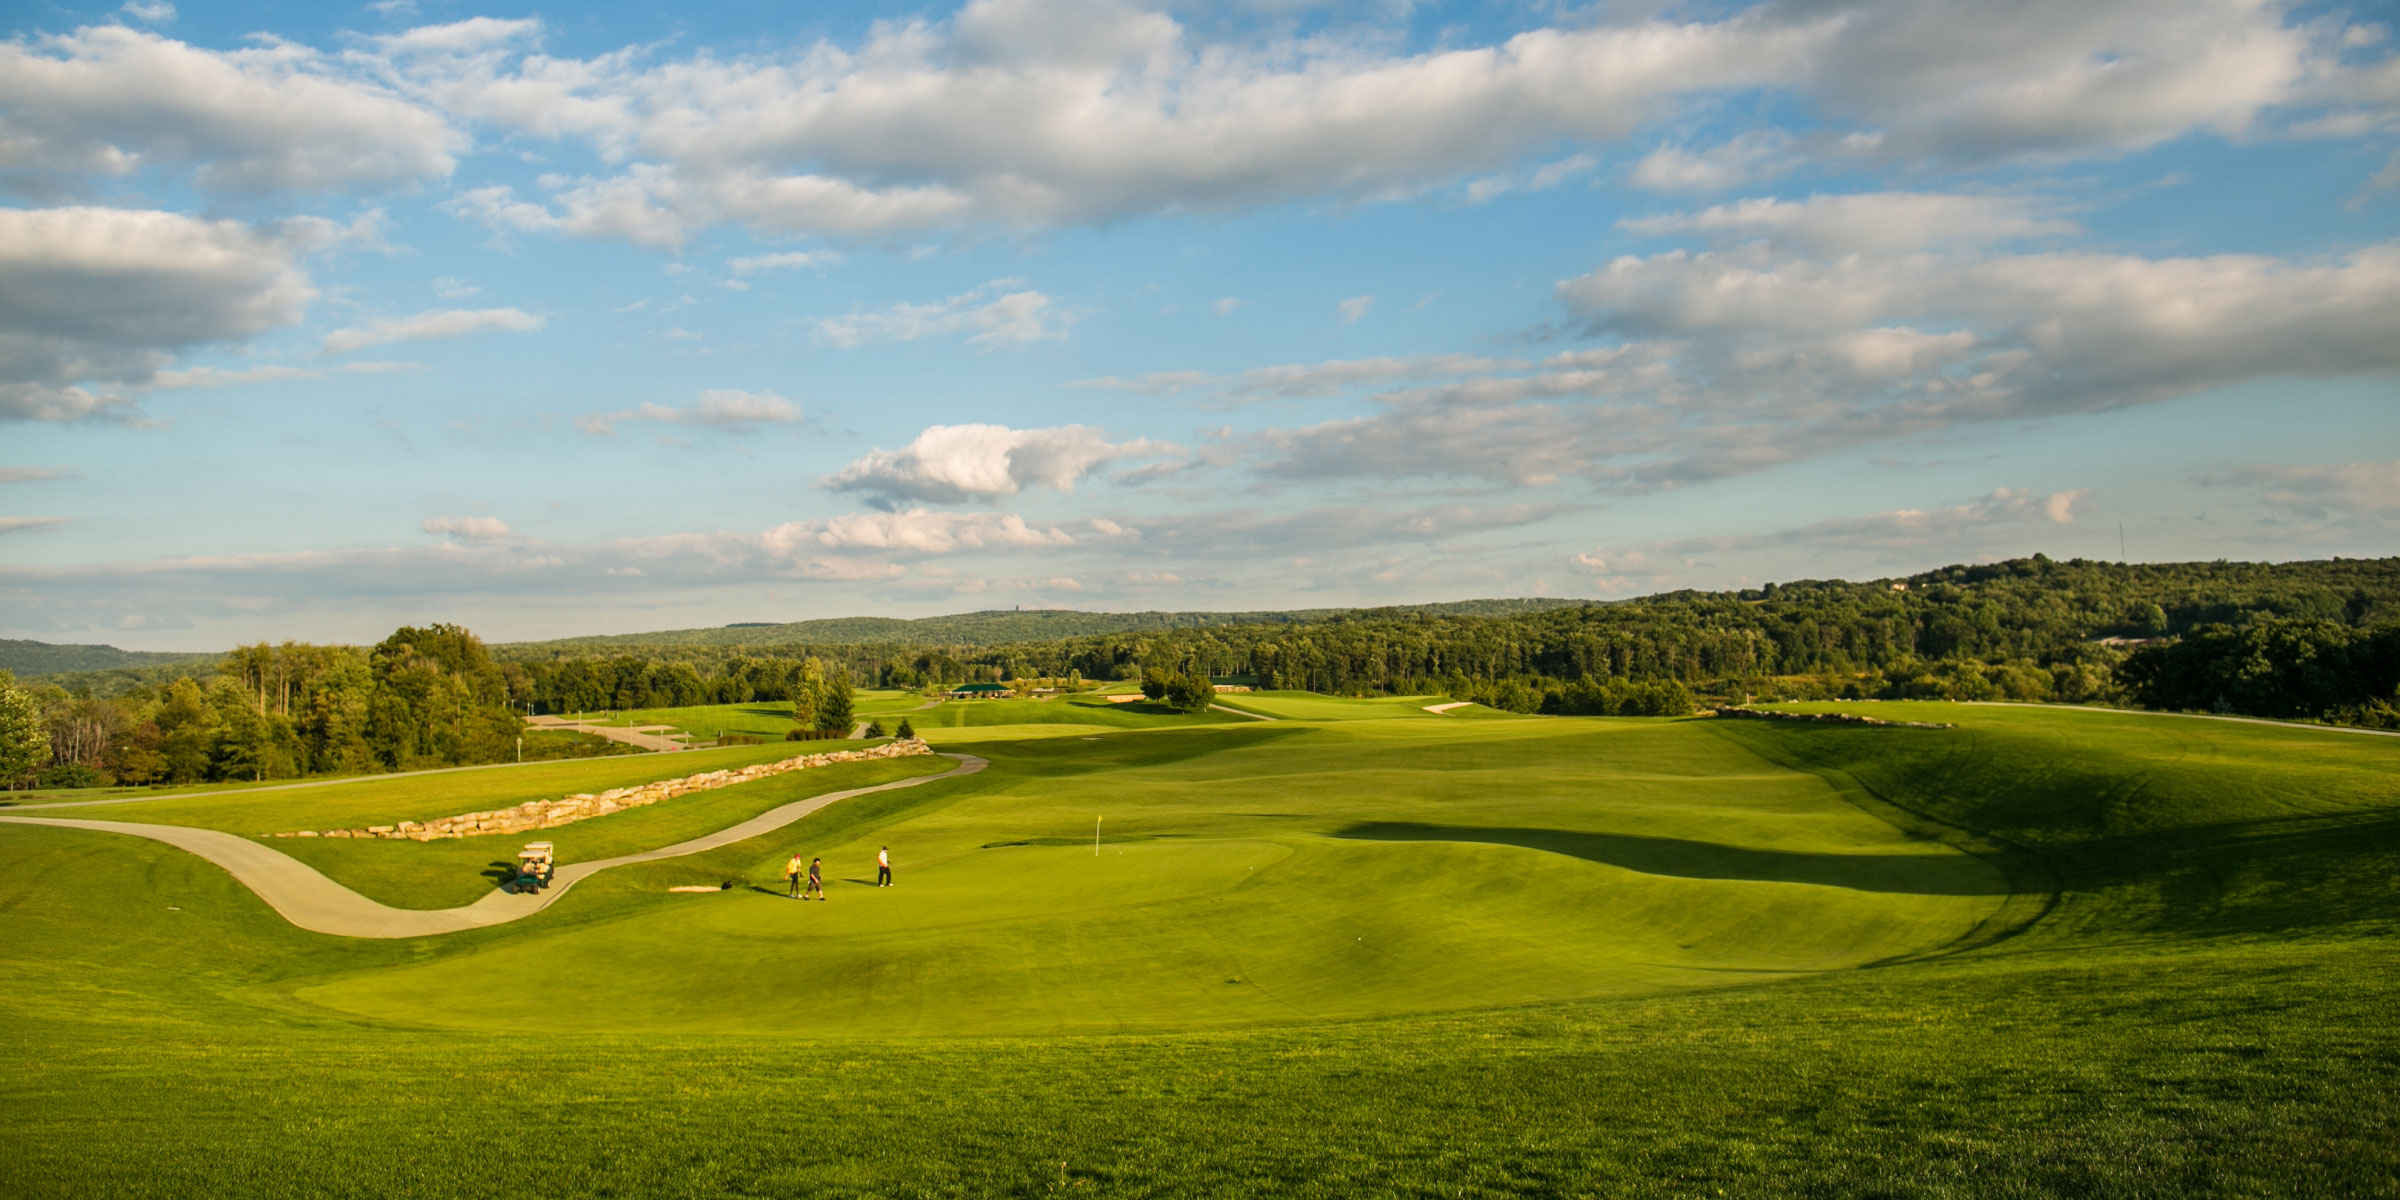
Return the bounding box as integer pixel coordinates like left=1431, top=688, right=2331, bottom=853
left=817, top=669, right=855, bottom=733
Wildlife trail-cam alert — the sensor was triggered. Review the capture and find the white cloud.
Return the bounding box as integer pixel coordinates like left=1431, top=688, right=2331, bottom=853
left=1464, top=152, right=1598, bottom=204
left=5, top=0, right=2378, bottom=248
left=825, top=422, right=1174, bottom=505
left=374, top=0, right=1830, bottom=242
left=1809, top=0, right=2321, bottom=163
left=0, top=24, right=459, bottom=193
left=431, top=276, right=478, bottom=298
left=0, top=516, right=70, bottom=534
left=1620, top=192, right=2079, bottom=254
left=119, top=1, right=175, bottom=23
left=1337, top=295, right=1375, bottom=325
left=1577, top=488, right=2090, bottom=577
left=321, top=307, right=542, bottom=354
left=728, top=249, right=840, bottom=274
left=151, top=364, right=325, bottom=389
left=1629, top=132, right=1795, bottom=192
left=1213, top=297, right=1243, bottom=317
left=0, top=466, right=75, bottom=483
left=577, top=388, right=801, bottom=435
left=1072, top=353, right=1528, bottom=404
left=1221, top=237, right=2400, bottom=494
left=766, top=510, right=1080, bottom=555
left=421, top=515, right=512, bottom=539
left=0, top=206, right=316, bottom=422
left=2202, top=460, right=2400, bottom=525
left=1067, top=369, right=1211, bottom=396
left=814, top=281, right=1071, bottom=349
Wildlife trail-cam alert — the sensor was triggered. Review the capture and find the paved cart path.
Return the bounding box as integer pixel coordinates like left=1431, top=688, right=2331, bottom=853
left=0, top=754, right=986, bottom=939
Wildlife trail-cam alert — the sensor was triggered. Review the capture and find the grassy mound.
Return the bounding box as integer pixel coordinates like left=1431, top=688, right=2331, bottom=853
left=1, top=698, right=2394, bottom=1195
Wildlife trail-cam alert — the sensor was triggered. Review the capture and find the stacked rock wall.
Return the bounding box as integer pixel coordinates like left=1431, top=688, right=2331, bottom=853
left=274, top=739, right=936, bottom=841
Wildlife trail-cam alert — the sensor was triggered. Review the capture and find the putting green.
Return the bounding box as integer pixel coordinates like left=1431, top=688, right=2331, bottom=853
left=291, top=716, right=2008, bottom=1035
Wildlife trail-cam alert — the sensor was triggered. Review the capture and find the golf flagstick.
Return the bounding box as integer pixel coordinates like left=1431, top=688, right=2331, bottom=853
left=1095, top=815, right=1102, bottom=856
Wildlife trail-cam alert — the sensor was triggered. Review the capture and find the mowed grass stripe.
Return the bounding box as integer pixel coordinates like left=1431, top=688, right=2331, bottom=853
left=4, top=697, right=2397, bottom=1195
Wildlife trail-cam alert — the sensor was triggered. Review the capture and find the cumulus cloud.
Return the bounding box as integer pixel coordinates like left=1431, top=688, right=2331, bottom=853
left=320, top=307, right=542, bottom=354
left=1629, top=132, right=1796, bottom=192
left=728, top=249, right=839, bottom=274
left=365, top=0, right=2392, bottom=245
left=1074, top=354, right=1531, bottom=405
left=1573, top=488, right=2090, bottom=585
left=2202, top=460, right=2400, bottom=527
left=1336, top=295, right=1375, bottom=325
left=825, top=423, right=1175, bottom=506
left=150, top=364, right=326, bottom=389
left=0, top=24, right=459, bottom=194
left=0, top=206, right=316, bottom=422
left=421, top=515, right=512, bottom=539
left=814, top=281, right=1071, bottom=349
left=1215, top=234, right=2400, bottom=494
left=377, top=0, right=1826, bottom=243
left=1807, top=0, right=2322, bottom=163
left=2, top=0, right=2381, bottom=246
left=765, top=510, right=1081, bottom=555
left=577, top=388, right=801, bottom=435
left=1464, top=152, right=1598, bottom=204
left=1619, top=192, right=2079, bottom=254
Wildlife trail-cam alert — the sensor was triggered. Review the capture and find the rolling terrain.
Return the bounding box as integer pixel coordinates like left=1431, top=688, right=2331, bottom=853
left=1, top=696, right=2393, bottom=1195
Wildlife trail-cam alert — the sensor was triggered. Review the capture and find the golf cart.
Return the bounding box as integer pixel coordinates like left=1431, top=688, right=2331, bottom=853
left=511, top=841, right=555, bottom=893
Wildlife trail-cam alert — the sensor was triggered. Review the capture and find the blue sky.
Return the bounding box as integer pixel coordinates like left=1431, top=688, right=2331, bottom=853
left=2, top=0, right=2397, bottom=650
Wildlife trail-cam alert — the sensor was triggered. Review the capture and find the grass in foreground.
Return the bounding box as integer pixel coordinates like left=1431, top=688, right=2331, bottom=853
left=1, top=698, right=2394, bottom=1195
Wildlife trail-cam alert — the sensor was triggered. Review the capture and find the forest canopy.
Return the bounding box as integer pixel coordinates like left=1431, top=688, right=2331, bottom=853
left=9, top=555, right=2397, bottom=788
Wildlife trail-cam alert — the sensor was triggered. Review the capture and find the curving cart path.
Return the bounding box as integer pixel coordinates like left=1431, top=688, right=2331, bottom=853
left=0, top=753, right=986, bottom=940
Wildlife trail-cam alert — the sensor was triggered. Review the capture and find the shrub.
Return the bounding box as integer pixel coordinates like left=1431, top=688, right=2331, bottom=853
left=33, top=763, right=105, bottom=789
left=864, top=720, right=886, bottom=738
left=896, top=718, right=916, bottom=739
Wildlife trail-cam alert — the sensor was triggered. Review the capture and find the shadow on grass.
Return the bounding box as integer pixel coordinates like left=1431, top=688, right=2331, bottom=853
left=1333, top=821, right=2007, bottom=896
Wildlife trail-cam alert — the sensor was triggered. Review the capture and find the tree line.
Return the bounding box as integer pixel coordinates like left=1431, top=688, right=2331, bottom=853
left=9, top=555, right=2396, bottom=787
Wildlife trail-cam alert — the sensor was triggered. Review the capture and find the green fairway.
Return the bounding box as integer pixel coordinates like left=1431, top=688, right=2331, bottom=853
left=907, top=692, right=1242, bottom=732
left=292, top=718, right=2005, bottom=1034
left=566, top=690, right=932, bottom=740
left=1207, top=689, right=1489, bottom=721
left=3, top=696, right=2395, bottom=1195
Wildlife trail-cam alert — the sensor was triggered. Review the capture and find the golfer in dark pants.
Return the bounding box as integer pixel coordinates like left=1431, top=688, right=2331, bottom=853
left=786, top=853, right=804, bottom=898
left=876, top=846, right=892, bottom=887
left=805, top=856, right=825, bottom=901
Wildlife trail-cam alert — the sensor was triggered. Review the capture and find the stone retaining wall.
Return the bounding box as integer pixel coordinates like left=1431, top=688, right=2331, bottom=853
left=1712, top=707, right=1955, bottom=730
left=273, top=739, right=935, bottom=841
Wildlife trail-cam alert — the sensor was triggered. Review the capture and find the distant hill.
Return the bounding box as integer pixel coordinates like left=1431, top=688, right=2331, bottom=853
left=498, top=600, right=1593, bottom=656
left=0, top=638, right=216, bottom=678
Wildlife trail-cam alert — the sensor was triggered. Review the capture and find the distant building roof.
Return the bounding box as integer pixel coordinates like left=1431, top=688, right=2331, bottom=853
left=948, top=683, right=1013, bottom=694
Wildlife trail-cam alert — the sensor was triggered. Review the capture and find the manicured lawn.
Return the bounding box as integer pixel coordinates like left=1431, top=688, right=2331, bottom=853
left=55, top=739, right=817, bottom=832
left=2, top=697, right=2395, bottom=1195
left=562, top=690, right=932, bottom=741
left=279, top=754, right=956, bottom=909
left=908, top=693, right=1240, bottom=732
